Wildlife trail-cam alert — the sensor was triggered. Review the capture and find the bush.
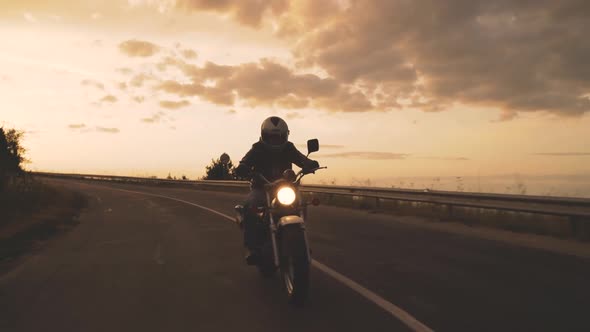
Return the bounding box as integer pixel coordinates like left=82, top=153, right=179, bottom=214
left=203, top=153, right=239, bottom=180
left=0, top=127, right=27, bottom=191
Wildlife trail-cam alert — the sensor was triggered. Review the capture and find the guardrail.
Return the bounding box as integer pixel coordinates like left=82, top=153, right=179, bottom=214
left=34, top=172, right=590, bottom=232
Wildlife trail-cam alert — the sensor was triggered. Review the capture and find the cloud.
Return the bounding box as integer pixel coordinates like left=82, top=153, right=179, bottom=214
left=159, top=100, right=191, bottom=109
left=69, top=123, right=120, bottom=133
left=277, top=94, right=310, bottom=109
left=174, top=0, right=290, bottom=27
left=118, top=39, right=160, bottom=57
left=181, top=48, right=197, bottom=59
left=100, top=95, right=118, bottom=103
left=317, top=152, right=409, bottom=160
left=172, top=0, right=590, bottom=118
left=81, top=79, right=105, bottom=90
left=96, top=126, right=120, bottom=133
left=141, top=112, right=165, bottom=123
left=227, top=109, right=237, bottom=114
left=416, top=156, right=470, bottom=161
left=296, top=143, right=344, bottom=150
left=533, top=153, right=590, bottom=156
left=133, top=96, right=145, bottom=103
left=291, top=1, right=590, bottom=117
left=116, top=67, right=133, bottom=75
left=285, top=112, right=303, bottom=119
left=155, top=57, right=373, bottom=112
left=129, top=72, right=155, bottom=88
left=117, top=82, right=127, bottom=90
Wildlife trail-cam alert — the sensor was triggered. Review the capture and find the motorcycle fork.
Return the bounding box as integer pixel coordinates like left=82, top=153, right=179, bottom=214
left=266, top=191, right=280, bottom=268
left=301, top=221, right=312, bottom=263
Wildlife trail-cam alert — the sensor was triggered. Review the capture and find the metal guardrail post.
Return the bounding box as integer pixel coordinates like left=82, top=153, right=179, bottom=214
left=446, top=204, right=454, bottom=220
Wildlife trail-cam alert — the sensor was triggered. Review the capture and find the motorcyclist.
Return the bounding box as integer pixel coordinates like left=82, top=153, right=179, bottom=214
left=235, top=116, right=319, bottom=264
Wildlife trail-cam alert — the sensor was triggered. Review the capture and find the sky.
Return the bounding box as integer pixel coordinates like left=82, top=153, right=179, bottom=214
left=1, top=0, right=589, bottom=189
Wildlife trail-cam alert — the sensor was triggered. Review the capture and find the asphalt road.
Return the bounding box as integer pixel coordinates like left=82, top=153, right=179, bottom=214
left=1, top=178, right=589, bottom=332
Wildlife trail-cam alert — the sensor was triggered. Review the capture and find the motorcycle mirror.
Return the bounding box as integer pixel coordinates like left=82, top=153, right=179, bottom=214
left=307, top=139, right=319, bottom=154
left=220, top=153, right=230, bottom=165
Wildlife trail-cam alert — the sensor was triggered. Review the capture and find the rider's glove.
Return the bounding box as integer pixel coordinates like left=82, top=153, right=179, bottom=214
left=303, top=160, right=320, bottom=174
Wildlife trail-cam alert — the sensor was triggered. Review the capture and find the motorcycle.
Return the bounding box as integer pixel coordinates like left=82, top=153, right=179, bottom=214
left=235, top=139, right=326, bottom=305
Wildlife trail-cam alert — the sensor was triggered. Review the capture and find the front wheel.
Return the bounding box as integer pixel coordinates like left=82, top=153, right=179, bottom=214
left=280, top=225, right=310, bottom=305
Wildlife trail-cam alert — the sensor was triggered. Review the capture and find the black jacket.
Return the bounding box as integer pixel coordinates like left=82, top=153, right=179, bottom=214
left=236, top=141, right=319, bottom=185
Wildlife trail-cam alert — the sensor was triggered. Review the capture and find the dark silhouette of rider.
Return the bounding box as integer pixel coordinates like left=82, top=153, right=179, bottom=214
left=235, top=116, right=319, bottom=263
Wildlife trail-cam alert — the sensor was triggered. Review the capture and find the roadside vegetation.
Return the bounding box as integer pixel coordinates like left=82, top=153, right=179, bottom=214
left=0, top=127, right=86, bottom=267
left=202, top=153, right=243, bottom=180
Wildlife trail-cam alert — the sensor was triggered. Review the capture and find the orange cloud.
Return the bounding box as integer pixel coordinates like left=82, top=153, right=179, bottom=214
left=116, top=67, right=134, bottom=75
left=181, top=49, right=197, bottom=59
left=155, top=57, right=373, bottom=112
left=119, top=39, right=160, bottom=57
left=100, top=95, right=118, bottom=103
left=96, top=126, right=120, bottom=133
left=317, top=152, right=409, bottom=160
left=285, top=112, right=303, bottom=119
left=129, top=72, right=155, bottom=88
left=159, top=100, right=191, bottom=109
left=81, top=79, right=104, bottom=90
left=172, top=0, right=590, bottom=118
left=175, top=0, right=289, bottom=27
left=296, top=143, right=344, bottom=150
left=141, top=112, right=166, bottom=123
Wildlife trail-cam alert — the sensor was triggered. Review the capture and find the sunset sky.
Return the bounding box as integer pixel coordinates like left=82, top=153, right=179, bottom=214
left=1, top=0, right=589, bottom=187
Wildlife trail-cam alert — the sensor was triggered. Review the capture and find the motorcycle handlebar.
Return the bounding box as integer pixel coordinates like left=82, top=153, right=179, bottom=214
left=249, top=166, right=327, bottom=185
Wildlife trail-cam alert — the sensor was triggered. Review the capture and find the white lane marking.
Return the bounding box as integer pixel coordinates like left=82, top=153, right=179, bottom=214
left=113, top=188, right=237, bottom=222
left=311, top=260, right=434, bottom=332
left=99, top=187, right=434, bottom=332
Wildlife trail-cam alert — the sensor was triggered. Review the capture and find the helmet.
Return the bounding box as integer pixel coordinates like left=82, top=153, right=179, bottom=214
left=260, top=116, right=289, bottom=152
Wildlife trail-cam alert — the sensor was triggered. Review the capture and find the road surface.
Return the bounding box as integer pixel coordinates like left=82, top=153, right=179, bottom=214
left=1, top=178, right=589, bottom=332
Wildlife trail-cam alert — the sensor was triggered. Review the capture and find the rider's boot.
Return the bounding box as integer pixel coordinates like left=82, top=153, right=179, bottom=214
left=245, top=248, right=259, bottom=265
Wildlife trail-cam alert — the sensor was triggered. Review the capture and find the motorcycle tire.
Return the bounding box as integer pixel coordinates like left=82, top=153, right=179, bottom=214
left=280, top=224, right=310, bottom=305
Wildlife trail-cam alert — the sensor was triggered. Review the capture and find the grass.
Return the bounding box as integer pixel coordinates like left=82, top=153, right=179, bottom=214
left=0, top=175, right=87, bottom=267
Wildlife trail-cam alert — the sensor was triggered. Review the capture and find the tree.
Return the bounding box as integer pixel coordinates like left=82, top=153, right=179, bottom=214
left=202, top=153, right=236, bottom=180
left=0, top=127, right=27, bottom=190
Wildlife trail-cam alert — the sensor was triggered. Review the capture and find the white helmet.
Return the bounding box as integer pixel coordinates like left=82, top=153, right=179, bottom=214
left=260, top=116, right=289, bottom=152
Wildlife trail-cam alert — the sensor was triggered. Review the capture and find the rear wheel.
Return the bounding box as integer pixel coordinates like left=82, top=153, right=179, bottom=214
left=280, top=225, right=310, bottom=305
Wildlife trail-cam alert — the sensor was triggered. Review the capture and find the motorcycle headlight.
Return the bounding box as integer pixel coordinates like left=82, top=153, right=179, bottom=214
left=277, top=186, right=296, bottom=205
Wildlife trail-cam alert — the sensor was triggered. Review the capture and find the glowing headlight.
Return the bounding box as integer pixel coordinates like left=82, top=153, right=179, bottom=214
left=277, top=187, right=296, bottom=205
